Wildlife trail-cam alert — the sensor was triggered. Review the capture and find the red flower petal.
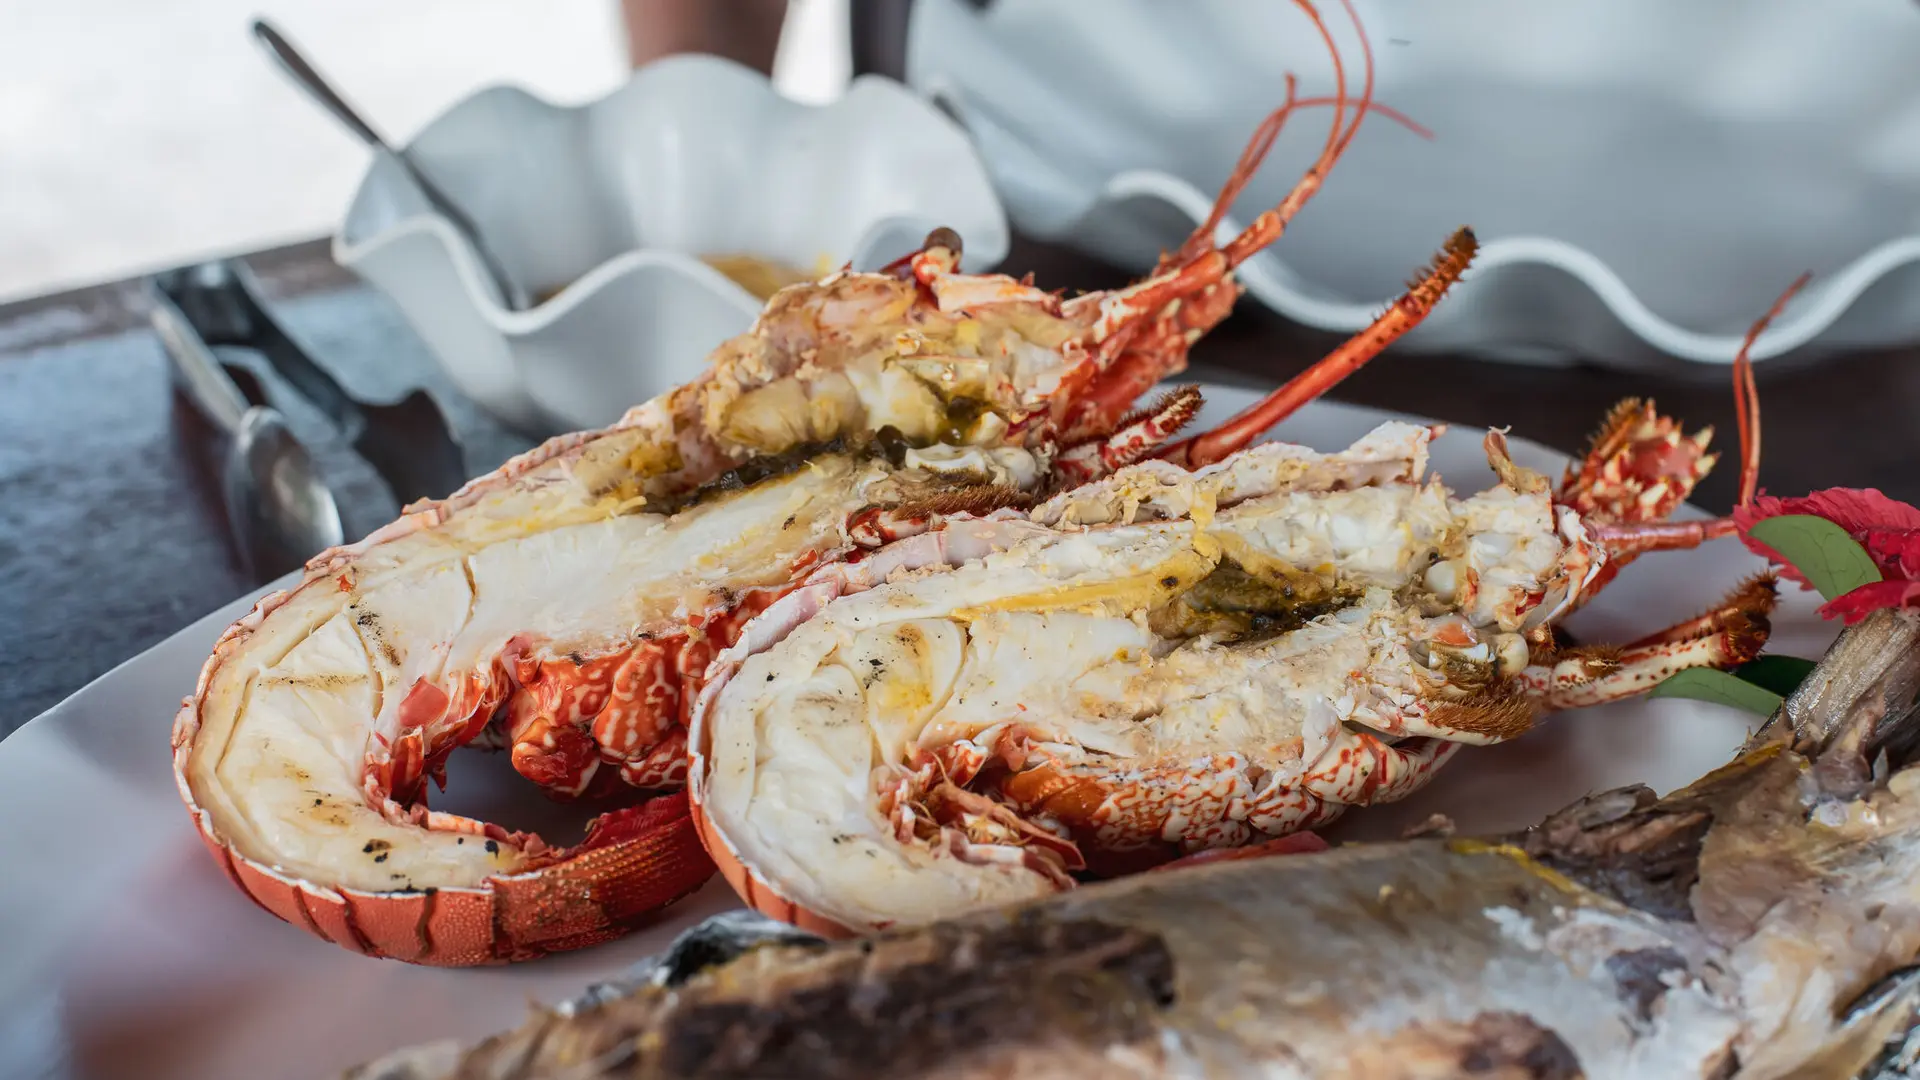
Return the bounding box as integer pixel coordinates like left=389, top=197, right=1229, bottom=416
left=1864, top=529, right=1920, bottom=581
left=1818, top=578, right=1920, bottom=625
left=1735, top=488, right=1920, bottom=589
left=1792, top=488, right=1920, bottom=532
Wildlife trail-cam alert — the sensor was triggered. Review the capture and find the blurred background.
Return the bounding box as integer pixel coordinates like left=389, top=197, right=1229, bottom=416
left=0, top=0, right=851, bottom=302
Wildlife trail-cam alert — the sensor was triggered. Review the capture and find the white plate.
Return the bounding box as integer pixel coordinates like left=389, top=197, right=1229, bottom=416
left=0, top=389, right=1835, bottom=1079
left=906, top=0, right=1920, bottom=368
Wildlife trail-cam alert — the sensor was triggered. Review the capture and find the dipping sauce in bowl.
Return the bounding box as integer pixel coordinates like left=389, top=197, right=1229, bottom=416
left=533, top=253, right=817, bottom=307
left=699, top=253, right=818, bottom=300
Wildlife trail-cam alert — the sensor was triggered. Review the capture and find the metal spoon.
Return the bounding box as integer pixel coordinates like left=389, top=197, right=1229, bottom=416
left=249, top=17, right=532, bottom=312
left=151, top=286, right=346, bottom=582
left=153, top=259, right=470, bottom=506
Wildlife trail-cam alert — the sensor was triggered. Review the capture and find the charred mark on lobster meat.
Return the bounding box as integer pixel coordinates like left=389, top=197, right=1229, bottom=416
left=654, top=410, right=1029, bottom=521
left=1147, top=559, right=1360, bottom=642
left=653, top=436, right=856, bottom=516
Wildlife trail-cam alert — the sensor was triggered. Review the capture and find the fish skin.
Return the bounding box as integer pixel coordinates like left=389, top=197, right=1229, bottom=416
left=344, top=610, right=1920, bottom=1080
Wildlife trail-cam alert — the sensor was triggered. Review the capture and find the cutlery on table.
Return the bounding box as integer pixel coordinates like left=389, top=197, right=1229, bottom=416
left=149, top=280, right=345, bottom=583
left=249, top=17, right=533, bottom=313
left=149, top=259, right=470, bottom=510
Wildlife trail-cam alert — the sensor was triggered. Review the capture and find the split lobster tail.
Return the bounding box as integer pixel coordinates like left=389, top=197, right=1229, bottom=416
left=683, top=400, right=1782, bottom=939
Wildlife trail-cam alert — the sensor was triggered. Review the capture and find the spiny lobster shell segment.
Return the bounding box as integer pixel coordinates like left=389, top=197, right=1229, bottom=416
left=174, top=739, right=714, bottom=965
left=1552, top=398, right=1722, bottom=603
left=996, top=736, right=1463, bottom=879
left=502, top=579, right=798, bottom=800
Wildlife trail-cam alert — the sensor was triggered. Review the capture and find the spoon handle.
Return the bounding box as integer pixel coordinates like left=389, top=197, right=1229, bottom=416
left=250, top=19, right=386, bottom=149
left=249, top=17, right=531, bottom=311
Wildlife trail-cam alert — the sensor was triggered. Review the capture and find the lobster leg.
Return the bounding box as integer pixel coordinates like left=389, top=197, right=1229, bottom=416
left=1203, top=0, right=1383, bottom=274
left=1160, top=90, right=1431, bottom=274
left=1620, top=573, right=1778, bottom=650
left=1051, top=385, right=1205, bottom=489
left=1152, top=228, right=1479, bottom=469
left=1053, top=269, right=1243, bottom=443
left=1518, top=576, right=1776, bottom=712
left=1078, top=0, right=1370, bottom=349
left=1589, top=517, right=1741, bottom=560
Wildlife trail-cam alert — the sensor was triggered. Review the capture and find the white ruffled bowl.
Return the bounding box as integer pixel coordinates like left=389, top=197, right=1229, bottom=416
left=906, top=0, right=1920, bottom=369
left=335, top=54, right=1009, bottom=435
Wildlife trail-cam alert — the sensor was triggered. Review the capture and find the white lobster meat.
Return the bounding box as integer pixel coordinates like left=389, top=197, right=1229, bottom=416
left=688, top=421, right=1775, bottom=935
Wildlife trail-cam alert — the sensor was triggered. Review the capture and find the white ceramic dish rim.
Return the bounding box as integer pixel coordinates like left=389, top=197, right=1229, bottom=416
left=1074, top=166, right=1920, bottom=365
left=330, top=56, right=1011, bottom=340
left=904, top=0, right=1920, bottom=367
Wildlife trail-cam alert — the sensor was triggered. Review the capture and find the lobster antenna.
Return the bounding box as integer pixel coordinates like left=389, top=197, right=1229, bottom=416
left=1218, top=0, right=1378, bottom=270
left=1155, top=226, right=1478, bottom=468
left=1175, top=74, right=1299, bottom=266
left=1732, top=273, right=1810, bottom=507
left=1169, top=94, right=1430, bottom=273
left=1162, top=0, right=1377, bottom=274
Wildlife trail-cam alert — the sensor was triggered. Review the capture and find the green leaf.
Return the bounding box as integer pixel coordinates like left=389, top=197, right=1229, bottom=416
left=1650, top=668, right=1784, bottom=716
left=1731, top=655, right=1819, bottom=699
left=1747, top=515, right=1882, bottom=601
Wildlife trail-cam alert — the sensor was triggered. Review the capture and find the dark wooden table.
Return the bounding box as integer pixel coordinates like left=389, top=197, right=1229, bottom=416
left=3, top=235, right=1915, bottom=736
